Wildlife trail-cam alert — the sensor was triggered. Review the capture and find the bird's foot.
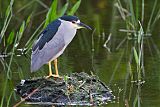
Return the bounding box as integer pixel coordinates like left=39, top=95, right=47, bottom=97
left=46, top=74, right=62, bottom=79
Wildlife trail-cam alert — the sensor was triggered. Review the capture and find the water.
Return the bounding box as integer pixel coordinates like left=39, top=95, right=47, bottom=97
left=0, top=0, right=160, bottom=107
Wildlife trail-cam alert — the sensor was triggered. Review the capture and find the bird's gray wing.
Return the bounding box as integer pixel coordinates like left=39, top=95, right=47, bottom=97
left=31, top=19, right=65, bottom=72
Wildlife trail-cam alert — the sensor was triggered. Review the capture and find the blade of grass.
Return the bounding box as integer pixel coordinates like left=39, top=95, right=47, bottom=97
left=0, top=79, right=8, bottom=107
left=133, top=93, right=138, bottom=107
left=58, top=2, right=69, bottom=17
left=14, top=21, right=25, bottom=48
left=68, top=0, right=81, bottom=15
left=146, top=0, right=157, bottom=33
left=139, top=21, right=145, bottom=76
left=18, top=21, right=25, bottom=41
left=16, top=0, right=35, bottom=13
left=123, top=63, right=131, bottom=100
left=6, top=91, right=14, bottom=107
left=115, top=0, right=127, bottom=20
left=0, top=0, right=14, bottom=43
left=136, top=0, right=139, bottom=21
left=5, top=31, right=15, bottom=53
left=129, top=0, right=136, bottom=23
left=151, top=8, right=160, bottom=30
left=133, top=47, right=139, bottom=65
left=35, top=0, right=49, bottom=9
left=26, top=13, right=32, bottom=26
left=44, top=0, right=58, bottom=28
left=7, top=33, right=18, bottom=79
left=7, top=31, right=15, bottom=45
left=141, top=0, right=144, bottom=23
left=6, top=20, right=25, bottom=79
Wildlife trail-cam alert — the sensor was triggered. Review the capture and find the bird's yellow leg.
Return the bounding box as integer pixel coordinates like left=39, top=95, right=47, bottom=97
left=46, top=59, right=61, bottom=78
left=54, top=59, right=59, bottom=76
left=48, top=61, right=53, bottom=77
left=53, top=59, right=62, bottom=78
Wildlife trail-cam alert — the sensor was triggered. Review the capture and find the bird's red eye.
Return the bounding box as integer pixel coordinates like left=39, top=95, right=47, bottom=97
left=72, top=21, right=76, bottom=23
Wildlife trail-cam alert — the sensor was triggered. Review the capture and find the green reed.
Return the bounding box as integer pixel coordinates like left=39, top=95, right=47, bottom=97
left=108, top=0, right=160, bottom=107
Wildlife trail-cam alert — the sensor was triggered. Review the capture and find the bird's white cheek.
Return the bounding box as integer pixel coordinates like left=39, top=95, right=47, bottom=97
left=60, top=20, right=77, bottom=44
left=72, top=23, right=80, bottom=29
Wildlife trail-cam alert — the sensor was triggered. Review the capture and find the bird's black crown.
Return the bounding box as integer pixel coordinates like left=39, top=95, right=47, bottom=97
left=60, top=15, right=79, bottom=22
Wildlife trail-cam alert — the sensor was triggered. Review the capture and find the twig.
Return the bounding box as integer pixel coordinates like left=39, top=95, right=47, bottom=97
left=103, top=33, right=112, bottom=53
left=13, top=88, right=39, bottom=107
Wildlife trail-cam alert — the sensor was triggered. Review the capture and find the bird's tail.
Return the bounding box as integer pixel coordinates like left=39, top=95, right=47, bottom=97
left=31, top=54, right=44, bottom=72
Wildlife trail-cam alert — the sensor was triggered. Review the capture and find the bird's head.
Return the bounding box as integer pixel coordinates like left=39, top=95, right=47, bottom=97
left=59, top=15, right=92, bottom=30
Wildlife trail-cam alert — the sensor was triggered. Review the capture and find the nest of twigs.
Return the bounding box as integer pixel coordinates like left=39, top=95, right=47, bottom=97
left=15, top=72, right=115, bottom=106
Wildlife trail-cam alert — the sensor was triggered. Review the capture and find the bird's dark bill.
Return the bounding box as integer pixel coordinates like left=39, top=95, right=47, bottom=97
left=78, top=22, right=92, bottom=30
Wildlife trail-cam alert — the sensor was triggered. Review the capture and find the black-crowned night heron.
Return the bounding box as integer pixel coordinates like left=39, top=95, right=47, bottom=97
left=31, top=15, right=91, bottom=78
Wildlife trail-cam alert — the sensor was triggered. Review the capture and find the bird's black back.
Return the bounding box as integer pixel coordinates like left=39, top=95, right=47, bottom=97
left=32, top=19, right=61, bottom=51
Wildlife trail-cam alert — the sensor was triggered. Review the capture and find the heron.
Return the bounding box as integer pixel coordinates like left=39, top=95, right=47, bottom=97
left=31, top=15, right=91, bottom=78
